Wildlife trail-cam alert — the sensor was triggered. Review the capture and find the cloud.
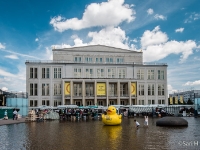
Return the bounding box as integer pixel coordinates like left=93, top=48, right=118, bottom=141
left=141, top=26, right=168, bottom=48
left=88, top=26, right=129, bottom=49
left=50, top=0, right=135, bottom=32
left=154, top=14, right=167, bottom=20
left=0, top=43, right=5, bottom=49
left=5, top=54, right=19, bottom=59
left=0, top=49, right=39, bottom=59
left=52, top=26, right=133, bottom=50
left=183, top=80, right=200, bottom=86
left=142, top=26, right=197, bottom=63
left=0, top=66, right=26, bottom=92
left=0, top=68, right=16, bottom=77
left=184, top=12, right=200, bottom=23
left=175, top=28, right=184, bottom=33
left=168, top=84, right=178, bottom=94
left=147, top=8, right=154, bottom=15
left=1, top=87, right=8, bottom=91
left=35, top=38, right=39, bottom=42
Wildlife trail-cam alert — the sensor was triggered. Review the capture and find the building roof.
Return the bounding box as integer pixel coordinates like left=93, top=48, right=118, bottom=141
left=52, top=45, right=142, bottom=53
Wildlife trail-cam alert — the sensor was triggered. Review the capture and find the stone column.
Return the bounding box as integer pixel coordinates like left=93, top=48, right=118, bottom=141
left=82, top=80, right=85, bottom=106
left=117, top=81, right=120, bottom=105
left=70, top=80, right=73, bottom=104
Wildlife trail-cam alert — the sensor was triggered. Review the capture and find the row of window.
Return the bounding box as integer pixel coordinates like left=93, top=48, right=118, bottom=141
left=30, top=67, right=61, bottom=79
left=30, top=99, right=165, bottom=107
left=138, top=99, right=165, bottom=105
left=137, top=69, right=165, bottom=80
left=75, top=56, right=124, bottom=63
left=30, top=100, right=61, bottom=107
left=30, top=67, right=165, bottom=80
left=75, top=68, right=126, bottom=78
left=29, top=83, right=165, bottom=96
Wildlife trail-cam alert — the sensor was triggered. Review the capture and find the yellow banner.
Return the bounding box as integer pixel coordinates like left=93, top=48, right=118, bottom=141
left=175, top=96, right=178, bottom=104
left=131, top=83, right=136, bottom=95
left=97, top=83, right=106, bottom=95
left=170, top=97, right=173, bottom=104
left=180, top=95, right=183, bottom=104
left=65, top=82, right=70, bottom=95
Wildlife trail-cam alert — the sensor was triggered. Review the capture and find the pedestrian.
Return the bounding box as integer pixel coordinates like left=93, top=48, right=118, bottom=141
left=13, top=109, right=17, bottom=120
left=134, top=119, right=140, bottom=129
left=144, top=116, right=148, bottom=127
left=4, top=110, right=8, bottom=120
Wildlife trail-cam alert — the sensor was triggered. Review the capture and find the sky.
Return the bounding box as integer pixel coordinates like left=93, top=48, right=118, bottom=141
left=0, top=0, right=200, bottom=95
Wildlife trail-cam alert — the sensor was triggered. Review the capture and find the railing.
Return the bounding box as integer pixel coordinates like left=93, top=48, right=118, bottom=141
left=4, top=92, right=28, bottom=98
left=26, top=60, right=167, bottom=66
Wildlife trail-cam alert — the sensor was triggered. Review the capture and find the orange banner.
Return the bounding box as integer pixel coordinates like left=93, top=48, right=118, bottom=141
left=65, top=82, right=70, bottom=95
left=131, top=83, right=136, bottom=95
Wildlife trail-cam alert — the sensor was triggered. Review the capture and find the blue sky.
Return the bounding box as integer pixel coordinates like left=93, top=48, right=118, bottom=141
left=0, top=0, right=200, bottom=94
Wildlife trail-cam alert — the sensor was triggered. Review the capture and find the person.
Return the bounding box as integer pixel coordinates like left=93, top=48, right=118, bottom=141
left=15, top=111, right=18, bottom=120
left=144, top=116, right=148, bottom=127
left=134, top=120, right=140, bottom=129
left=13, top=109, right=17, bottom=120
left=4, top=110, right=8, bottom=120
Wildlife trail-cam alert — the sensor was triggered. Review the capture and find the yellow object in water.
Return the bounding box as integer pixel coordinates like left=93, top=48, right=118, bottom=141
left=102, top=106, right=122, bottom=125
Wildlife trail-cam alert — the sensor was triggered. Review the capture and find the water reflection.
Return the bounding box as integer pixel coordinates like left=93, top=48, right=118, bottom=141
left=0, top=117, right=200, bottom=150
left=101, top=125, right=122, bottom=149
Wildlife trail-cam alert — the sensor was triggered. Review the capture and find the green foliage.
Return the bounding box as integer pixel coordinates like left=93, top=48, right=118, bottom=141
left=187, top=99, right=194, bottom=105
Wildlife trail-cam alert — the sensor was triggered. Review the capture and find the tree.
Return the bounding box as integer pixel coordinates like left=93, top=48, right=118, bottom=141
left=187, top=99, right=194, bottom=105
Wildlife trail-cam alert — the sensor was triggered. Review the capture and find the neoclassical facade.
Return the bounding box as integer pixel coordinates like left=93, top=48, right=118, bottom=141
left=26, top=45, right=168, bottom=108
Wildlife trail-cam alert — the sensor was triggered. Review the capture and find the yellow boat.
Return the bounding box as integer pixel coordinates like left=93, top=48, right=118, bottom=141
left=102, top=106, right=122, bottom=125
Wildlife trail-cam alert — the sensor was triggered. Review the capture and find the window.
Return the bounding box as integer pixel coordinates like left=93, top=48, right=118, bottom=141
left=85, top=57, right=92, bottom=62
left=73, top=83, right=82, bottom=96
left=118, top=68, right=125, bottom=78
left=75, top=101, right=81, bottom=106
left=109, top=83, right=117, bottom=96
left=34, top=84, right=37, bottom=95
left=139, top=100, right=144, bottom=105
left=87, top=101, right=92, bottom=106
left=54, top=68, right=61, bottom=78
left=158, top=84, right=165, bottom=95
left=148, top=84, right=155, bottom=95
left=54, top=83, right=61, bottom=95
left=42, top=100, right=50, bottom=106
left=54, top=100, right=61, bottom=107
left=34, top=68, right=37, bottom=78
left=42, top=83, right=49, bottom=96
left=30, top=68, right=33, bottom=78
left=96, top=57, right=103, bottom=63
left=137, top=69, right=144, bottom=80
left=42, top=68, right=50, bottom=78
left=30, top=83, right=38, bottom=96
left=138, top=84, right=144, bottom=95
left=97, top=68, right=104, bottom=78
left=74, top=68, right=82, bottom=78
left=117, top=58, right=124, bottom=63
left=120, top=100, right=125, bottom=105
left=158, top=70, right=164, bottom=80
left=109, top=100, right=115, bottom=105
left=30, top=100, right=38, bottom=107
left=106, top=58, right=113, bottom=63
left=148, top=99, right=155, bottom=105
left=108, top=68, right=115, bottom=78
left=98, top=100, right=103, bottom=106
left=74, top=56, right=82, bottom=62
left=148, top=70, right=154, bottom=80
left=85, top=69, right=93, bottom=78
left=30, top=84, right=33, bottom=96
left=30, top=68, right=37, bottom=78
left=120, top=83, right=128, bottom=96
left=85, top=83, right=94, bottom=96
left=158, top=99, right=165, bottom=104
